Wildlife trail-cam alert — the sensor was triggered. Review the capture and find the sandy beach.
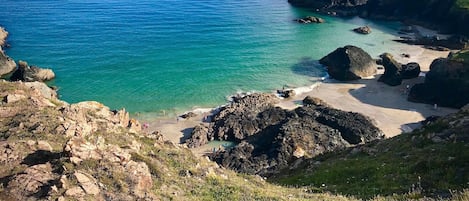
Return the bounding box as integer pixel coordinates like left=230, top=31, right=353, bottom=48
left=140, top=42, right=457, bottom=154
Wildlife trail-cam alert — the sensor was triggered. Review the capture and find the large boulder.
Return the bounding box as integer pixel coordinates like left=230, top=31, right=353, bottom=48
left=319, top=45, right=377, bottom=81
left=10, top=60, right=55, bottom=82
left=401, top=62, right=421, bottom=79
left=353, top=26, right=372, bottom=34
left=210, top=93, right=281, bottom=141
left=0, top=51, right=16, bottom=77
left=378, top=53, right=403, bottom=86
left=185, top=124, right=211, bottom=148
left=408, top=55, right=469, bottom=108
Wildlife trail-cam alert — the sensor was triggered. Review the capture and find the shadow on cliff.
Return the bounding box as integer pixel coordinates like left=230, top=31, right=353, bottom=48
left=290, top=57, right=326, bottom=77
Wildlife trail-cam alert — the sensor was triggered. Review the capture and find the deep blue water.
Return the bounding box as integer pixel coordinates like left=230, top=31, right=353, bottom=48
left=0, top=0, right=404, bottom=117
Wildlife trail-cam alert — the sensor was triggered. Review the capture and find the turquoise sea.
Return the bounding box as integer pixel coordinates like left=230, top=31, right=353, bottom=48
left=1, top=0, right=405, bottom=118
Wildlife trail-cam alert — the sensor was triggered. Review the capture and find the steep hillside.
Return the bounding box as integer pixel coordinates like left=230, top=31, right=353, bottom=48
left=271, top=104, right=469, bottom=199
left=0, top=80, right=353, bottom=200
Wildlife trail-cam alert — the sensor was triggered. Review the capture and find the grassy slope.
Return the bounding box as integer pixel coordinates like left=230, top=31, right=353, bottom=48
left=271, top=111, right=469, bottom=199
left=0, top=81, right=354, bottom=201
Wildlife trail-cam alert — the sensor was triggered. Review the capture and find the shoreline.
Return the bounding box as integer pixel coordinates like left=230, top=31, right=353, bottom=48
left=140, top=41, right=458, bottom=154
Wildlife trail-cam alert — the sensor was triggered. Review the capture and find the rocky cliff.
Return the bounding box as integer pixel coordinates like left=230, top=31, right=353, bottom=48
left=0, top=80, right=352, bottom=200
left=288, top=0, right=469, bottom=36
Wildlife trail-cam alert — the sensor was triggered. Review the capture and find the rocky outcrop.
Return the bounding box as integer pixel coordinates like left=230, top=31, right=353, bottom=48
left=378, top=53, right=403, bottom=86
left=210, top=93, right=280, bottom=141
left=0, top=27, right=7, bottom=48
left=303, top=95, right=330, bottom=107
left=209, top=96, right=384, bottom=176
left=10, top=60, right=55, bottom=82
left=408, top=52, right=469, bottom=108
left=277, top=89, right=296, bottom=98
left=185, top=124, right=211, bottom=148
left=378, top=53, right=421, bottom=86
left=0, top=51, right=16, bottom=77
left=319, top=45, right=377, bottom=81
left=401, top=62, right=421, bottom=79
left=353, top=26, right=371, bottom=34
left=288, top=0, right=469, bottom=36
left=295, top=16, right=325, bottom=24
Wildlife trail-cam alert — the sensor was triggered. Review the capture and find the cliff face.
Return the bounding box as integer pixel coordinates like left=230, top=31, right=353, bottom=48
left=288, top=0, right=469, bottom=35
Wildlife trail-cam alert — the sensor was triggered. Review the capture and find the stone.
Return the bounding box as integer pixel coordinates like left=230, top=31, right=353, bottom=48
left=10, top=60, right=55, bottom=82
left=295, top=16, right=325, bottom=24
left=319, top=45, right=377, bottom=81
left=210, top=100, right=383, bottom=176
left=65, top=187, right=85, bottom=197
left=401, top=62, right=421, bottom=79
left=0, top=51, right=16, bottom=77
left=180, top=112, right=197, bottom=119
left=185, top=124, right=210, bottom=148
left=37, top=140, right=53, bottom=151
left=0, top=27, right=7, bottom=48
left=74, top=171, right=100, bottom=195
left=408, top=54, right=469, bottom=108
left=303, top=96, right=329, bottom=107
left=3, top=94, right=26, bottom=104
left=293, top=146, right=305, bottom=158
left=7, top=163, right=56, bottom=199
left=278, top=89, right=296, bottom=98
left=125, top=161, right=153, bottom=198
left=378, top=53, right=402, bottom=86
left=353, top=26, right=372, bottom=34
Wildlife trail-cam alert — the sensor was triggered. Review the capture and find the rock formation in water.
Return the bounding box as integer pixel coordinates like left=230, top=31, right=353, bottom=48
left=295, top=16, right=325, bottom=24
left=319, top=45, right=377, bottom=81
left=408, top=50, right=469, bottom=108
left=353, top=26, right=372, bottom=34
left=10, top=60, right=55, bottom=82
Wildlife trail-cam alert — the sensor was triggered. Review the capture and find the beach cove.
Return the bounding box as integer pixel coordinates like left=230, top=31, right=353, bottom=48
left=0, top=0, right=427, bottom=117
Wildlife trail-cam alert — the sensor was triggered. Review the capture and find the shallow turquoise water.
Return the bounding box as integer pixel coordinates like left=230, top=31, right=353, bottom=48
left=0, top=0, right=404, bottom=117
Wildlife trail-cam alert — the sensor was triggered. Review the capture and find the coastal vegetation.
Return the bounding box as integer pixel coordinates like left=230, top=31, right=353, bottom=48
left=270, top=107, right=469, bottom=199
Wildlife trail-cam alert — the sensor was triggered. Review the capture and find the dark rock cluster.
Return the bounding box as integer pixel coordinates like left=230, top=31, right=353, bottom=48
left=187, top=94, right=384, bottom=176
left=10, top=60, right=55, bottom=82
left=377, top=53, right=421, bottom=86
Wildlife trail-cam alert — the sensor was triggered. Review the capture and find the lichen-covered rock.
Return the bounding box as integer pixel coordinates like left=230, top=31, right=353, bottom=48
left=10, top=60, right=55, bottom=82
left=6, top=163, right=57, bottom=199
left=319, top=45, right=377, bottom=81
left=0, top=51, right=16, bottom=77
left=0, top=27, right=8, bottom=48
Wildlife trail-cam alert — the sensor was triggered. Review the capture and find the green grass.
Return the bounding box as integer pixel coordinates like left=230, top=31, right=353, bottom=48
left=271, top=123, right=469, bottom=199
left=455, top=0, right=469, bottom=10
left=450, top=50, right=469, bottom=65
